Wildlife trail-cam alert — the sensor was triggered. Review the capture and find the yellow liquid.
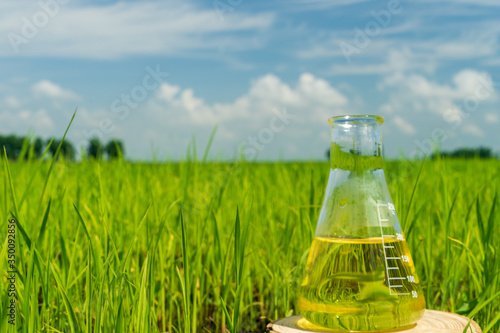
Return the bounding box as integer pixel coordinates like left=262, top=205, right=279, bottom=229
left=298, top=237, right=425, bottom=331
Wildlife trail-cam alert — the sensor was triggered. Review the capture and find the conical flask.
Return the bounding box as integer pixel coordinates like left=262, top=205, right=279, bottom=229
left=298, top=115, right=425, bottom=331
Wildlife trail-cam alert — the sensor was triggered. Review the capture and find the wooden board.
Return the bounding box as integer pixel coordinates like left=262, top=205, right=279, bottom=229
left=267, top=310, right=481, bottom=333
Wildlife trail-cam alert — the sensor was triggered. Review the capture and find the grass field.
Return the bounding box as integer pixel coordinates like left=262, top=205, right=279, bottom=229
left=0, top=139, right=499, bottom=332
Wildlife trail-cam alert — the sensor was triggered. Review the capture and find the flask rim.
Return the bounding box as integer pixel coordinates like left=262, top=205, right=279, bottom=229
left=329, top=115, right=384, bottom=125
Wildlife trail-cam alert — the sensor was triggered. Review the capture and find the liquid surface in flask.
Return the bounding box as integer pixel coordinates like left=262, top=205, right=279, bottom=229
left=298, top=236, right=425, bottom=331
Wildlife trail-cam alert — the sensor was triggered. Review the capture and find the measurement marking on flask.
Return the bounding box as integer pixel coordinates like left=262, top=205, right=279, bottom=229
left=377, top=203, right=410, bottom=296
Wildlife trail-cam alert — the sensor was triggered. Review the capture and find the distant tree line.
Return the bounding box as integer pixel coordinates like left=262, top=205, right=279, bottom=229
left=432, top=147, right=493, bottom=159
left=0, top=135, right=125, bottom=161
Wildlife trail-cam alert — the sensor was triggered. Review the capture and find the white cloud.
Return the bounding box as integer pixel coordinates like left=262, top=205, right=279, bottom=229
left=483, top=58, right=500, bottom=66
left=0, top=0, right=274, bottom=59
left=416, top=34, right=498, bottom=62
left=0, top=109, right=54, bottom=135
left=328, top=48, right=438, bottom=76
left=32, top=80, right=80, bottom=100
left=297, top=73, right=348, bottom=106
left=452, top=70, right=495, bottom=97
left=325, top=33, right=497, bottom=75
left=379, top=69, right=495, bottom=118
left=462, top=124, right=485, bottom=137
left=485, top=113, right=499, bottom=123
left=4, top=96, right=21, bottom=108
left=150, top=72, right=348, bottom=126
left=393, top=116, right=416, bottom=135
left=376, top=69, right=497, bottom=156
left=101, top=72, right=350, bottom=159
left=294, top=0, right=500, bottom=10
left=421, top=0, right=500, bottom=6
left=297, top=17, right=500, bottom=76
left=157, top=84, right=181, bottom=102
left=297, top=20, right=420, bottom=60
left=290, top=0, right=370, bottom=10
left=44, top=72, right=349, bottom=159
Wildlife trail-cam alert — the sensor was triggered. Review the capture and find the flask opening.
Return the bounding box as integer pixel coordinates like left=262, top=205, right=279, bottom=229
left=329, top=115, right=384, bottom=126
left=329, top=115, right=384, bottom=171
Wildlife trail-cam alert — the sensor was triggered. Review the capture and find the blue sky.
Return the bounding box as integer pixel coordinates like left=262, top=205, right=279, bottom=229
left=0, top=0, right=499, bottom=160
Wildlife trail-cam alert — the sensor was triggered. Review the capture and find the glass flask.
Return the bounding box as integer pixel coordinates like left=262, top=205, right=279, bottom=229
left=298, top=115, right=425, bottom=331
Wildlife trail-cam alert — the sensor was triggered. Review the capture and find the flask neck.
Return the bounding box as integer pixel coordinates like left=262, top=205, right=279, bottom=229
left=329, top=115, right=384, bottom=171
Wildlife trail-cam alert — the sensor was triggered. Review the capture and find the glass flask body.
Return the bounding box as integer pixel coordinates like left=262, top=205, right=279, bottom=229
left=298, top=115, right=425, bottom=331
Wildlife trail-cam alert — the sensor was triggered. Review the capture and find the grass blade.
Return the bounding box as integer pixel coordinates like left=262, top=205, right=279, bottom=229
left=202, top=125, right=218, bottom=163
left=51, top=263, right=82, bottom=333
left=37, top=109, right=77, bottom=213
left=36, top=199, right=52, bottom=244
left=179, top=212, right=191, bottom=333
left=403, top=157, right=426, bottom=226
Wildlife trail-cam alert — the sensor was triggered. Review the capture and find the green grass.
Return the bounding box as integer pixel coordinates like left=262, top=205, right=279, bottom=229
left=0, top=149, right=499, bottom=332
